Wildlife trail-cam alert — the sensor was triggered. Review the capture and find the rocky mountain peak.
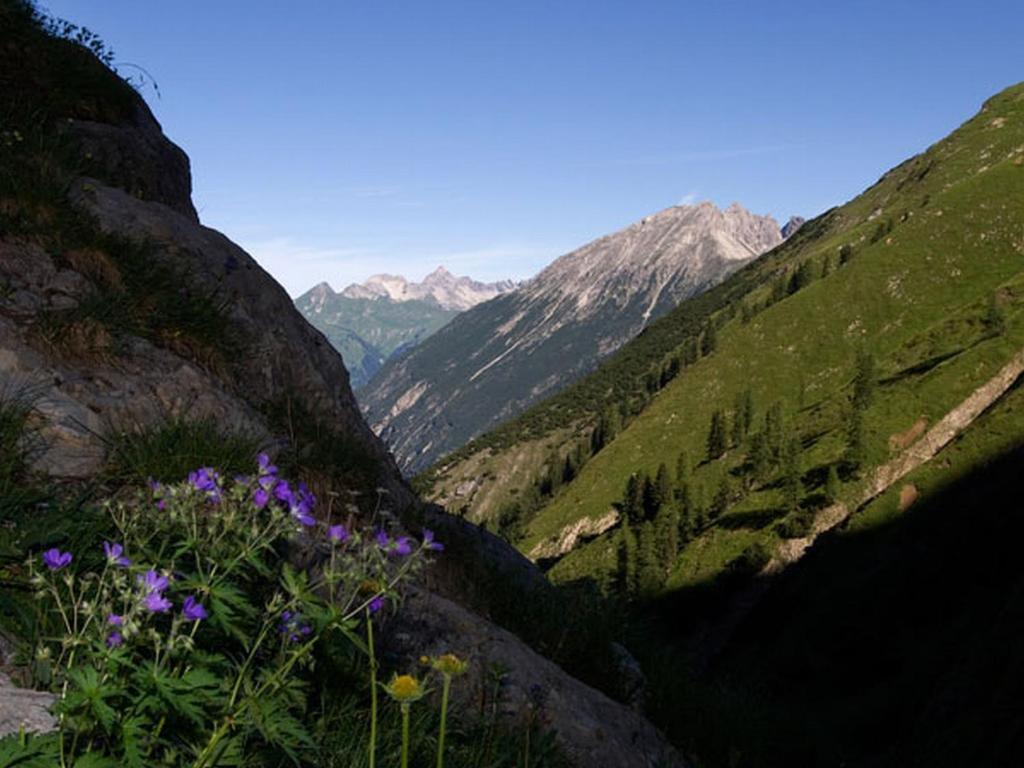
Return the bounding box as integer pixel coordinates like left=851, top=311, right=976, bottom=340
left=781, top=216, right=807, bottom=238
left=363, top=199, right=782, bottom=473
left=338, top=268, right=516, bottom=311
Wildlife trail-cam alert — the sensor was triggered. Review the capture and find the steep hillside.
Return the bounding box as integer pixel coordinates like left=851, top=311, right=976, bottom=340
left=364, top=202, right=784, bottom=473
left=297, top=268, right=518, bottom=389
left=428, top=82, right=1024, bottom=551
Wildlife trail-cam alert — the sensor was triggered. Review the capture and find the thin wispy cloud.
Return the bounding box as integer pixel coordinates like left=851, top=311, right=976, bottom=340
left=628, top=144, right=791, bottom=167
left=241, top=237, right=561, bottom=298
left=678, top=190, right=700, bottom=205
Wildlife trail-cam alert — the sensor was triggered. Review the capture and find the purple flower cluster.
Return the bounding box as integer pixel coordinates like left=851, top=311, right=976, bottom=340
left=279, top=610, right=312, bottom=643
left=253, top=454, right=316, bottom=526
left=188, top=467, right=221, bottom=502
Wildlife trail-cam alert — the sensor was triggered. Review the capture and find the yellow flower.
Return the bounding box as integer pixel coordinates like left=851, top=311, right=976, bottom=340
left=431, top=653, right=469, bottom=677
left=385, top=674, right=426, bottom=704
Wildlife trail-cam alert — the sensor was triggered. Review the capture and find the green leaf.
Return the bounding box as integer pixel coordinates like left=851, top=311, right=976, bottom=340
left=0, top=732, right=61, bottom=768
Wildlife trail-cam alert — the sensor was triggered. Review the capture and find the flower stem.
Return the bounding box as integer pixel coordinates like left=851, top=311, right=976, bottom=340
left=367, top=608, right=378, bottom=768
left=401, top=702, right=411, bottom=768
left=437, top=674, right=451, bottom=768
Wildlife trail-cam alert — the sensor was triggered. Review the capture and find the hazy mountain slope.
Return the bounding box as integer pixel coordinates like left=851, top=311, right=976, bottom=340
left=295, top=284, right=460, bottom=388
left=296, top=269, right=516, bottom=389
left=363, top=202, right=783, bottom=473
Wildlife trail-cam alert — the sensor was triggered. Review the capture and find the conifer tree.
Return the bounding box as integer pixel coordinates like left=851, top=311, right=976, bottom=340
left=707, top=409, right=728, bottom=459
left=636, top=521, right=663, bottom=598
left=749, top=430, right=771, bottom=483
left=709, top=477, right=731, bottom=521
left=641, top=473, right=658, bottom=521
left=984, top=292, right=1007, bottom=338
left=623, top=473, right=644, bottom=525
left=683, top=337, right=699, bottom=366
left=700, top=320, right=718, bottom=357
left=677, top=482, right=693, bottom=541
left=655, top=504, right=679, bottom=571
left=825, top=464, right=841, bottom=503
left=732, top=389, right=754, bottom=445
left=765, top=402, right=785, bottom=460
left=821, top=255, right=833, bottom=278
left=618, top=523, right=638, bottom=597
left=852, top=348, right=877, bottom=411
left=839, top=243, right=854, bottom=264
left=655, top=463, right=672, bottom=511
left=845, top=408, right=867, bottom=474
left=781, top=437, right=803, bottom=512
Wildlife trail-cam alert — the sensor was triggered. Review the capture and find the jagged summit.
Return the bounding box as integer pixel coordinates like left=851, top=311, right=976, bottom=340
left=362, top=199, right=782, bottom=473
left=337, top=268, right=517, bottom=311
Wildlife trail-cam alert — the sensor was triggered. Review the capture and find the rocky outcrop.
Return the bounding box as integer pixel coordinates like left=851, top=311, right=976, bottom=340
left=780, top=216, right=806, bottom=239
left=364, top=202, right=783, bottom=474
left=0, top=673, right=56, bottom=739
left=383, top=588, right=686, bottom=768
left=528, top=509, right=620, bottom=562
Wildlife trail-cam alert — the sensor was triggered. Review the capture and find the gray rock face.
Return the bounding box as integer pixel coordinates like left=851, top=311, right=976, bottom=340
left=383, top=588, right=686, bottom=768
left=338, top=266, right=518, bottom=311
left=781, top=216, right=806, bottom=239
left=362, top=201, right=782, bottom=474
left=0, top=673, right=56, bottom=739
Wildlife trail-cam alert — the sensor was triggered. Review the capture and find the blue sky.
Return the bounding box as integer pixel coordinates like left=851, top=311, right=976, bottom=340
left=44, top=1, right=1022, bottom=296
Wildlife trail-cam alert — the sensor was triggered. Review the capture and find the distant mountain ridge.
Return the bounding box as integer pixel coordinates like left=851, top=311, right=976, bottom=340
left=295, top=268, right=517, bottom=389
left=362, top=201, right=786, bottom=473
left=339, top=266, right=519, bottom=311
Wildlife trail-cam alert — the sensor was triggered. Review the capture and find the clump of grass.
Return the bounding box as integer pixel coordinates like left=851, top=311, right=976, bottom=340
left=102, top=415, right=265, bottom=484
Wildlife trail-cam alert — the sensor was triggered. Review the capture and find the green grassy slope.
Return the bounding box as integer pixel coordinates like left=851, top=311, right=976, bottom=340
left=660, top=378, right=1024, bottom=767
left=423, top=83, right=1024, bottom=532
left=529, top=82, right=1024, bottom=581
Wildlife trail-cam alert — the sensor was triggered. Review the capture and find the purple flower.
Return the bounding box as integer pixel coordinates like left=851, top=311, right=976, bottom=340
left=138, top=570, right=169, bottom=594
left=253, top=487, right=269, bottom=509
left=375, top=530, right=411, bottom=557
left=327, top=524, right=348, bottom=543
left=102, top=541, right=131, bottom=567
left=41, top=548, right=72, bottom=571
left=368, top=595, right=385, bottom=614
left=156, top=499, right=167, bottom=511
left=422, top=529, right=444, bottom=552
left=257, top=453, right=278, bottom=476
left=188, top=467, right=221, bottom=501
left=143, top=592, right=172, bottom=613
left=274, top=480, right=293, bottom=504
left=182, top=595, right=208, bottom=622
left=107, top=613, right=123, bottom=627
left=393, top=536, right=412, bottom=556
left=147, top=478, right=163, bottom=493
left=106, top=631, right=123, bottom=648
left=289, top=483, right=316, bottom=526
left=279, top=610, right=311, bottom=642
